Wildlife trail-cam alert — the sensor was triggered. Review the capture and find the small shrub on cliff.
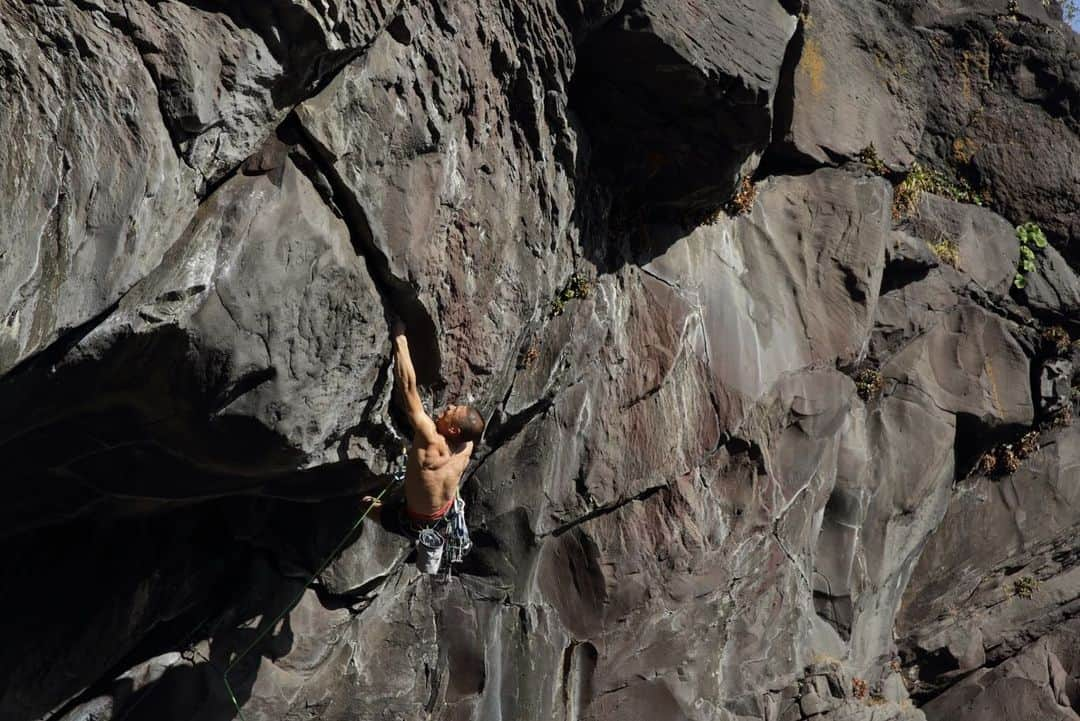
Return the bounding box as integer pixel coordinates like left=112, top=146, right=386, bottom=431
left=852, top=677, right=869, bottom=700
left=1012, top=575, right=1040, bottom=599
left=1042, top=326, right=1071, bottom=356
left=854, top=368, right=885, bottom=400
left=726, top=176, right=757, bottom=216
left=977, top=430, right=1041, bottom=477
left=999, top=445, right=1022, bottom=473
left=892, top=162, right=985, bottom=220
left=990, top=30, right=1010, bottom=53
left=892, top=166, right=928, bottom=219
left=549, top=273, right=592, bottom=317
left=1048, top=403, right=1073, bottom=429
left=1014, top=222, right=1048, bottom=289
left=857, top=144, right=888, bottom=176
left=976, top=450, right=999, bottom=476
left=929, top=234, right=960, bottom=268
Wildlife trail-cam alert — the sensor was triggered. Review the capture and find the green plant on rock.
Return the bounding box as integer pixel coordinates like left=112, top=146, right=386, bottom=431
left=1042, top=326, right=1071, bottom=356
left=975, top=430, right=1041, bottom=477
left=1012, top=575, right=1040, bottom=599
left=857, top=144, right=888, bottom=176
left=1013, top=222, right=1048, bottom=289
left=1000, top=444, right=1022, bottom=473
left=892, top=162, right=985, bottom=220
left=929, top=233, right=960, bottom=268
left=854, top=368, right=885, bottom=400
left=1018, top=430, right=1040, bottom=457
left=549, top=273, right=592, bottom=318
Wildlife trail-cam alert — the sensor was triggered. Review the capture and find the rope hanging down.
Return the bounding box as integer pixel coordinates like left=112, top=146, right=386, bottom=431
left=221, top=454, right=407, bottom=720
left=103, top=453, right=404, bottom=721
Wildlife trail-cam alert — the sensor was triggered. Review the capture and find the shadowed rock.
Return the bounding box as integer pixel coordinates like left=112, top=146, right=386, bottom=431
left=0, top=0, right=1079, bottom=720
left=569, top=0, right=795, bottom=219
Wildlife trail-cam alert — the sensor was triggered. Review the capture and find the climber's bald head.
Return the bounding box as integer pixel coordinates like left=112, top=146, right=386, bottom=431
left=435, top=404, right=485, bottom=444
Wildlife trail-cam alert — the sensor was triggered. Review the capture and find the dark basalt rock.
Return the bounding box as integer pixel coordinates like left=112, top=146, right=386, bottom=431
left=569, top=0, right=795, bottom=220
left=0, top=1, right=1078, bottom=720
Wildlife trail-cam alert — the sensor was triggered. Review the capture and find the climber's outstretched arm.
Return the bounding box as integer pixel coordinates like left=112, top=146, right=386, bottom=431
left=392, top=321, right=439, bottom=445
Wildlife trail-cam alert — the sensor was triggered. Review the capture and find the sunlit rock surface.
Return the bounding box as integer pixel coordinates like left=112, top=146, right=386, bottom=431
left=0, top=1, right=1078, bottom=720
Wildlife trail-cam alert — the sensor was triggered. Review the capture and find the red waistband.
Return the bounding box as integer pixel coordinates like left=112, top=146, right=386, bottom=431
left=406, top=495, right=455, bottom=522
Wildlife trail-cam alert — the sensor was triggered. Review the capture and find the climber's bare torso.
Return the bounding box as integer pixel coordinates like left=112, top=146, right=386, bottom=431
left=363, top=321, right=474, bottom=519
left=405, top=433, right=472, bottom=515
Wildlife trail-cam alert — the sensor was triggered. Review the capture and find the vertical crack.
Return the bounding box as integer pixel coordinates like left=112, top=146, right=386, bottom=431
left=281, top=113, right=444, bottom=389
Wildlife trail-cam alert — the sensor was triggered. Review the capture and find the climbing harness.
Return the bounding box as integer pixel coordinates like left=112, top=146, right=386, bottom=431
left=443, top=497, right=472, bottom=565
left=408, top=496, right=472, bottom=578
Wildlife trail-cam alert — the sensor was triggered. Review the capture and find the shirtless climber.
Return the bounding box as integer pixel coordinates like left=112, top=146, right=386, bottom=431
left=362, top=319, right=484, bottom=569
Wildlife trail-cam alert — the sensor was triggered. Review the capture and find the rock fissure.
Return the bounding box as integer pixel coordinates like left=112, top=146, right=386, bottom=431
left=288, top=112, right=444, bottom=388
left=2, top=1, right=1079, bottom=719
left=67, top=0, right=199, bottom=179
left=543, top=483, right=667, bottom=538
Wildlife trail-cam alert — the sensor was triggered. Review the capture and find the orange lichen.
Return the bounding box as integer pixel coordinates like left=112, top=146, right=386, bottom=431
left=517, top=345, right=539, bottom=370
left=951, top=137, right=976, bottom=165
left=957, top=48, right=990, bottom=104
left=800, top=37, right=827, bottom=97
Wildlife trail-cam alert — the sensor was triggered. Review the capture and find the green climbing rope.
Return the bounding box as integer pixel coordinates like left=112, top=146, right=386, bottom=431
left=111, top=483, right=397, bottom=721
left=222, top=471, right=401, bottom=720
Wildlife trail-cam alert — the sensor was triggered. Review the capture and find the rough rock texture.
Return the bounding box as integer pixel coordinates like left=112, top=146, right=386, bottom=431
left=0, top=1, right=1078, bottom=721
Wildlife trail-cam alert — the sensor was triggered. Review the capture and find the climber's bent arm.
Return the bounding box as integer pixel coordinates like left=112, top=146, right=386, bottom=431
left=392, top=326, right=440, bottom=445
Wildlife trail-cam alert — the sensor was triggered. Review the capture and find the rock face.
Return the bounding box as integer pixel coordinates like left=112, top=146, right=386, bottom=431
left=0, top=1, right=1077, bottom=721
